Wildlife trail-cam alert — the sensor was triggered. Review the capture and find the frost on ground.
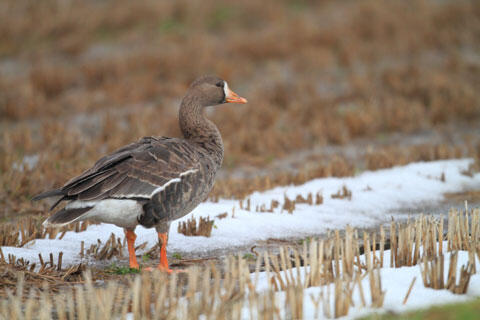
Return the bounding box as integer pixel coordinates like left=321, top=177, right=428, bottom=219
left=1, top=159, right=479, bottom=267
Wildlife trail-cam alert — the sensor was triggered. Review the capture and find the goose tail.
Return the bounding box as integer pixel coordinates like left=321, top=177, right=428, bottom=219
left=32, top=189, right=63, bottom=201
left=42, top=206, right=93, bottom=227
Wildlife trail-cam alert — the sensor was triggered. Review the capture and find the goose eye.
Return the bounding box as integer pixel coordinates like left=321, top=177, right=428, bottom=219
left=216, top=81, right=223, bottom=88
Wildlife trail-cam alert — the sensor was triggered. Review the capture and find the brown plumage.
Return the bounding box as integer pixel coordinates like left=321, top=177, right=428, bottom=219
left=33, top=75, right=247, bottom=271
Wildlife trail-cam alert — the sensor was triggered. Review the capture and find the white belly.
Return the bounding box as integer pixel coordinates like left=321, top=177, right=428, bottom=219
left=67, top=199, right=142, bottom=229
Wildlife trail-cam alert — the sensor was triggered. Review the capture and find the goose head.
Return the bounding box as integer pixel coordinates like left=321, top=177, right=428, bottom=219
left=188, top=75, right=247, bottom=107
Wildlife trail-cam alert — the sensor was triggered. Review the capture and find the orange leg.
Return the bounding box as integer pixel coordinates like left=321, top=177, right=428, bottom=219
left=157, top=232, right=173, bottom=273
left=125, top=229, right=139, bottom=269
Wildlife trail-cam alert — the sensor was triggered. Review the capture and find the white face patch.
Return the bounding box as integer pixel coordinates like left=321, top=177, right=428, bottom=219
left=223, top=81, right=230, bottom=99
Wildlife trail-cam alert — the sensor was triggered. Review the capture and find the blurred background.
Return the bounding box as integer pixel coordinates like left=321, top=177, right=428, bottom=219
left=1, top=0, right=479, bottom=218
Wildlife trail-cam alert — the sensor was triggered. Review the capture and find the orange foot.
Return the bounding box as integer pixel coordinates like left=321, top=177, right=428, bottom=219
left=125, top=229, right=140, bottom=269
left=142, top=232, right=186, bottom=273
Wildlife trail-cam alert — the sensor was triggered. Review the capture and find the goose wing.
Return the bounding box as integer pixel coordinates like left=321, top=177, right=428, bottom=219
left=35, top=136, right=201, bottom=209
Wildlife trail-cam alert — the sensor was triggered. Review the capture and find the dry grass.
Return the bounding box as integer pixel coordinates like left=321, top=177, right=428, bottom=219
left=83, top=233, right=125, bottom=261
left=177, top=216, right=215, bottom=237
left=0, top=251, right=86, bottom=297
left=331, top=185, right=352, bottom=200
left=0, top=208, right=478, bottom=318
left=421, top=251, right=473, bottom=294
left=0, top=216, right=95, bottom=247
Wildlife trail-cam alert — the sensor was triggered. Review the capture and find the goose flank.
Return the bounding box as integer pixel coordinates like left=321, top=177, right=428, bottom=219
left=33, top=75, right=247, bottom=272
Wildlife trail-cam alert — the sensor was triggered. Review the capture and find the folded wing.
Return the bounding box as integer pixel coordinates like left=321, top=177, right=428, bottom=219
left=34, top=136, right=201, bottom=209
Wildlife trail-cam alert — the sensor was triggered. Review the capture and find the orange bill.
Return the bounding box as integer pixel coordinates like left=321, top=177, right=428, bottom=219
left=225, top=88, right=248, bottom=104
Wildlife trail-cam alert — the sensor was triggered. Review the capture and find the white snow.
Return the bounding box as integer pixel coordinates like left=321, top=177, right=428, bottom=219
left=2, top=159, right=479, bottom=266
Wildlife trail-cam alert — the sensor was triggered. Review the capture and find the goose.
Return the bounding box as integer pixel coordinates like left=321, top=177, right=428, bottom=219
left=33, top=75, right=247, bottom=272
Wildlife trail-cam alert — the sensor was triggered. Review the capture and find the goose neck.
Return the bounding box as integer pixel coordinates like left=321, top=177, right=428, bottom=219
left=179, top=95, right=224, bottom=161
